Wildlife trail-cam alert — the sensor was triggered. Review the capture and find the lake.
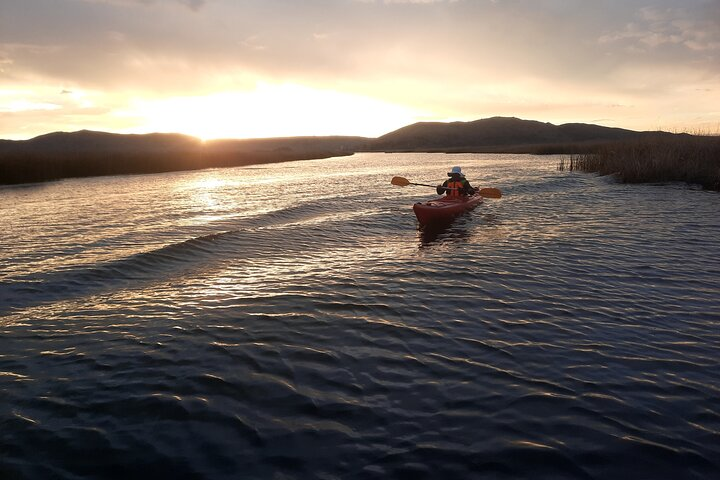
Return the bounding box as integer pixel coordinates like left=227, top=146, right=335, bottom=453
left=1, top=153, right=719, bottom=479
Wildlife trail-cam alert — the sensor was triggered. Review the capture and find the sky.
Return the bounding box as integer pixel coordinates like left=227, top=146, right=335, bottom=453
left=1, top=0, right=719, bottom=140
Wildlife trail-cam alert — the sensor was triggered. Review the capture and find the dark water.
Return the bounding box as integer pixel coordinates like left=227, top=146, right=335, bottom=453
left=1, top=153, right=719, bottom=479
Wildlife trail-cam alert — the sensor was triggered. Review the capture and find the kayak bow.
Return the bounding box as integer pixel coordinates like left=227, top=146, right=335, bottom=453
left=412, top=192, right=484, bottom=225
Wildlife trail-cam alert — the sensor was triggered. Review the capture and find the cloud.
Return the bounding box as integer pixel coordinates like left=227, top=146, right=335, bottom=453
left=78, top=0, right=208, bottom=10
left=358, top=0, right=461, bottom=3
left=599, top=5, right=720, bottom=55
left=0, top=99, right=62, bottom=113
left=0, top=0, right=718, bottom=138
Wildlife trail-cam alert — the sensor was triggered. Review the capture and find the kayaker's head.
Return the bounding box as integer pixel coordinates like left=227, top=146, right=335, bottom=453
left=448, top=166, right=463, bottom=177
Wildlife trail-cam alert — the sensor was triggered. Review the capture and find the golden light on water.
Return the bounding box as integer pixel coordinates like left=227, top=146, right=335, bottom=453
left=190, top=177, right=230, bottom=191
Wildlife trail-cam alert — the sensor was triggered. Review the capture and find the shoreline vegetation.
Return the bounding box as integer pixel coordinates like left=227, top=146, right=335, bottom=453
left=557, top=134, right=720, bottom=191
left=0, top=149, right=354, bottom=186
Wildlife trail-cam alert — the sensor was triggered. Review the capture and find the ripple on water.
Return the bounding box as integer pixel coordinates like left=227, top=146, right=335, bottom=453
left=1, top=154, right=720, bottom=479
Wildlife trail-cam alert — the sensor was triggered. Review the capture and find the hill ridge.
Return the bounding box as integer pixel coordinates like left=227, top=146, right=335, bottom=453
left=368, top=116, right=679, bottom=152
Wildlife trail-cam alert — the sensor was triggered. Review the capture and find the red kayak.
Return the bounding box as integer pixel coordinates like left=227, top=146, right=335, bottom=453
left=413, top=192, right=484, bottom=224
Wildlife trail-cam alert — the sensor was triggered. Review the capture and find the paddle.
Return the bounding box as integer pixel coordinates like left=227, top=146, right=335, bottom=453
left=391, top=176, right=440, bottom=188
left=391, top=176, right=502, bottom=199
left=477, top=187, right=502, bottom=199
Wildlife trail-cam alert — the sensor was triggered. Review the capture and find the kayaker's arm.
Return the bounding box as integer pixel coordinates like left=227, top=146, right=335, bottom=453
left=437, top=179, right=451, bottom=195
left=463, top=179, right=476, bottom=195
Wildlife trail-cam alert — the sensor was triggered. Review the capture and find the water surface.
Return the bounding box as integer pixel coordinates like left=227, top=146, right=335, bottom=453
left=2, top=153, right=719, bottom=479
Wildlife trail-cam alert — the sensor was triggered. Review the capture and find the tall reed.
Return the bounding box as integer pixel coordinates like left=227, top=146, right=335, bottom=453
left=558, top=135, right=720, bottom=190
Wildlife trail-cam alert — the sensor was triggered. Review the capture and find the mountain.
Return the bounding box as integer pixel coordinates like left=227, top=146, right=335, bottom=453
left=0, top=117, right=693, bottom=185
left=21, top=130, right=201, bottom=152
left=0, top=130, right=370, bottom=185
left=368, top=116, right=683, bottom=152
left=3, top=129, right=369, bottom=155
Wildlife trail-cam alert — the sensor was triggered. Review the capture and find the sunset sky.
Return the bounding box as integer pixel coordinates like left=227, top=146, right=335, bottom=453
left=1, top=0, right=719, bottom=140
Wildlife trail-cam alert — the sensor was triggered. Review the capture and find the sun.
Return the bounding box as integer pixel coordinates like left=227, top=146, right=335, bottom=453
left=119, top=83, right=425, bottom=140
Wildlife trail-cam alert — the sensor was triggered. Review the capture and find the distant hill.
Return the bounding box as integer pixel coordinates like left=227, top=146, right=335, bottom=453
left=23, top=130, right=200, bottom=151
left=204, top=135, right=369, bottom=155
left=2, top=129, right=369, bottom=155
left=0, top=130, right=370, bottom=185
left=0, top=117, right=696, bottom=185
left=367, top=116, right=685, bottom=153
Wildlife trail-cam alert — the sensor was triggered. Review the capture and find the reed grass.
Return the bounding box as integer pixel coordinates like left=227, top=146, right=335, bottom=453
left=0, top=148, right=349, bottom=185
left=558, top=134, right=720, bottom=190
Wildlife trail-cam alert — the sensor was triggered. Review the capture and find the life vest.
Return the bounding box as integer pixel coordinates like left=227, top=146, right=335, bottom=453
left=446, top=180, right=465, bottom=197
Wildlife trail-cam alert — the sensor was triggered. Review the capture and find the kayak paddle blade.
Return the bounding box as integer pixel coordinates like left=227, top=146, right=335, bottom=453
left=391, top=176, right=411, bottom=187
left=479, top=187, right=502, bottom=199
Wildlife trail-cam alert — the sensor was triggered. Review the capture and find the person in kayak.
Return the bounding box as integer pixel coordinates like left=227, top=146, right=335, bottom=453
left=437, top=166, right=476, bottom=197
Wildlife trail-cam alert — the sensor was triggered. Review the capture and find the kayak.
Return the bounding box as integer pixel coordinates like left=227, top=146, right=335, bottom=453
left=413, top=192, right=484, bottom=224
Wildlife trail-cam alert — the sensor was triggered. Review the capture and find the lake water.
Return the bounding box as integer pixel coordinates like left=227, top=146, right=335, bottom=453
left=1, top=153, right=719, bottom=479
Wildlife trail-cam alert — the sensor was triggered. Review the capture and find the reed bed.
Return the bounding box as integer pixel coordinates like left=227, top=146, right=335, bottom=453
left=0, top=149, right=349, bottom=185
left=558, top=135, right=720, bottom=190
